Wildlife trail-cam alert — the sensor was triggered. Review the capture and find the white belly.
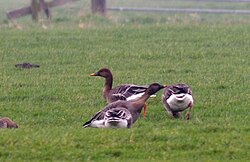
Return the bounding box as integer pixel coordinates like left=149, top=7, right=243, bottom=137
left=104, top=119, right=128, bottom=128
left=167, top=93, right=193, bottom=111
left=89, top=120, right=106, bottom=128
left=90, top=119, right=128, bottom=128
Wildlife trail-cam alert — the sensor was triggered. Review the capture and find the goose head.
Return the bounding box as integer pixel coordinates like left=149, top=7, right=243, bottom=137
left=90, top=68, right=112, bottom=78
left=146, top=83, right=166, bottom=96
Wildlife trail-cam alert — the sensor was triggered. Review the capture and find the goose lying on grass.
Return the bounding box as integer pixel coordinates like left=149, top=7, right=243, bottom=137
left=83, top=83, right=166, bottom=128
left=0, top=117, right=18, bottom=128
left=90, top=68, right=156, bottom=117
left=162, top=83, right=193, bottom=120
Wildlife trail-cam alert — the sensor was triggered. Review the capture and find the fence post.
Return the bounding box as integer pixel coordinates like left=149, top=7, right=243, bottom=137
left=91, top=0, right=106, bottom=16
left=31, top=0, right=40, bottom=22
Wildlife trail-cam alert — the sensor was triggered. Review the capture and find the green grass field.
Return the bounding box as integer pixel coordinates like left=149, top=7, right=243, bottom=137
left=0, top=1, right=250, bottom=162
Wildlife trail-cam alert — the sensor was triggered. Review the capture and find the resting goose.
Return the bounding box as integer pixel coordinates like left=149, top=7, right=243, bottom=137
left=0, top=117, right=18, bottom=128
left=90, top=68, right=154, bottom=117
left=83, top=83, right=166, bottom=128
left=162, top=83, right=193, bottom=120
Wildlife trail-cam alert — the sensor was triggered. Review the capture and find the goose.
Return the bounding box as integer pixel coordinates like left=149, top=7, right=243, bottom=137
left=0, top=117, right=18, bottom=128
left=90, top=68, right=155, bottom=117
left=83, top=83, right=166, bottom=128
left=162, top=83, right=193, bottom=120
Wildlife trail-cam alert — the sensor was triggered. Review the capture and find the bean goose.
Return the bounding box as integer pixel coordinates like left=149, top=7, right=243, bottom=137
left=90, top=68, right=155, bottom=117
left=83, top=83, right=166, bottom=128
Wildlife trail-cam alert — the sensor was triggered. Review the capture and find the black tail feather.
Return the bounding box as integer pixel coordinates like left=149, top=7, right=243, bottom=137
left=82, top=121, right=91, bottom=128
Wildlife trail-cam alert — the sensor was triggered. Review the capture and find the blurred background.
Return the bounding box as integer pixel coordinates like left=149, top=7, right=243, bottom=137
left=1, top=0, right=250, bottom=29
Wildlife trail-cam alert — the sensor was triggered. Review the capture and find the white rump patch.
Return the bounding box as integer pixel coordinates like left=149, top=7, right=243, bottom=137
left=167, top=93, right=193, bottom=111
left=104, top=119, right=128, bottom=128
left=89, top=120, right=106, bottom=128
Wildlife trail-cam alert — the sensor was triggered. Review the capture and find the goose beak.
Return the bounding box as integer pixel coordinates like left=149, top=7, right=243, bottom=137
left=90, top=73, right=97, bottom=76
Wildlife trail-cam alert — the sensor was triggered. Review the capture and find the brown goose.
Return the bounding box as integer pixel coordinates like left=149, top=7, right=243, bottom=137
left=0, top=117, right=18, bottom=128
left=83, top=83, right=166, bottom=128
left=90, top=68, right=155, bottom=117
left=162, top=83, right=193, bottom=120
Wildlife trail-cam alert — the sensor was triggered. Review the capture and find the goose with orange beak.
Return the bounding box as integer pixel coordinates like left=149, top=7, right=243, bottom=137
left=90, top=68, right=156, bottom=117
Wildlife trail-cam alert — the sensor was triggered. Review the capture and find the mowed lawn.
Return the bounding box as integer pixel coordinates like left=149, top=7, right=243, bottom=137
left=0, top=24, right=249, bottom=161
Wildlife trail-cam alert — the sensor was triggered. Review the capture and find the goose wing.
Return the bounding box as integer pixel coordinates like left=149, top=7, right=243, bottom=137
left=111, top=84, right=148, bottom=101
left=172, top=84, right=191, bottom=94
left=105, top=107, right=132, bottom=120
left=163, top=84, right=192, bottom=99
left=82, top=109, right=105, bottom=128
left=83, top=101, right=127, bottom=128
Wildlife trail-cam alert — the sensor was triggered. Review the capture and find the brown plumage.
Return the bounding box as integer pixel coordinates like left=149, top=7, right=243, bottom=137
left=162, top=83, right=194, bottom=120
left=90, top=68, right=154, bottom=117
left=90, top=68, right=151, bottom=103
left=83, top=83, right=166, bottom=128
left=0, top=117, right=18, bottom=128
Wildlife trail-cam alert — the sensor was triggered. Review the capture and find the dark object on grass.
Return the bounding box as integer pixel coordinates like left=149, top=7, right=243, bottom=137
left=0, top=117, right=18, bottom=128
left=15, top=62, right=40, bottom=69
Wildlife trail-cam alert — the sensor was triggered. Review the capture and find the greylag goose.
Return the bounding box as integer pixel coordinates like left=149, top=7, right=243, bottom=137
left=90, top=68, right=155, bottom=117
left=0, top=117, right=18, bottom=128
left=83, top=83, right=166, bottom=128
left=162, top=83, right=193, bottom=120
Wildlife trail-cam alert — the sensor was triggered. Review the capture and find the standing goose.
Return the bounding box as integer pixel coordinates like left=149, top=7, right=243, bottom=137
left=162, top=83, right=193, bottom=120
left=83, top=83, right=166, bottom=128
left=90, top=68, right=154, bottom=117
